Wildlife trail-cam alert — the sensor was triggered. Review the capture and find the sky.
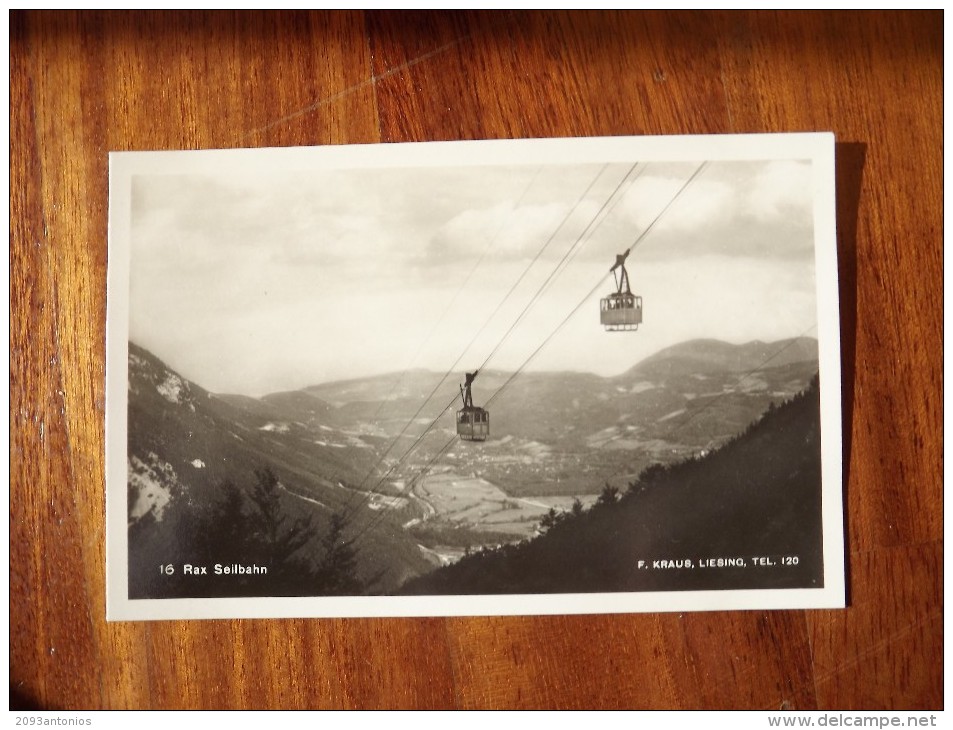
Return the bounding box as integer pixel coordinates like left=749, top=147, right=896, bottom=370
left=129, top=156, right=820, bottom=397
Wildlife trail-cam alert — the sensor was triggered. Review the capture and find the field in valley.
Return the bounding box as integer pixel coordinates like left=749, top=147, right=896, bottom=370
left=405, top=470, right=599, bottom=565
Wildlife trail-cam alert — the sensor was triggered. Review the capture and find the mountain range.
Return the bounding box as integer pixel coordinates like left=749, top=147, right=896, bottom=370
left=125, top=336, right=819, bottom=597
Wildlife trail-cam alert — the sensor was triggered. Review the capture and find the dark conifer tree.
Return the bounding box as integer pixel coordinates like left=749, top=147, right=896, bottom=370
left=246, top=467, right=317, bottom=594
left=314, top=512, right=363, bottom=595
left=597, top=483, right=620, bottom=507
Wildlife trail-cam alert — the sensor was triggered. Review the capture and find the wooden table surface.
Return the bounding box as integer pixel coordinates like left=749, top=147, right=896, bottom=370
left=10, top=11, right=942, bottom=710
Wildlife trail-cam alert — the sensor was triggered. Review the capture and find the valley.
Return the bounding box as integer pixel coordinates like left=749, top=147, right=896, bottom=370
left=126, top=336, right=820, bottom=596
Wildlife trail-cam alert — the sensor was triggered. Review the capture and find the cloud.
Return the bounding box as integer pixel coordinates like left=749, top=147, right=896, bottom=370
left=617, top=175, right=737, bottom=233
left=747, top=160, right=813, bottom=221
left=128, top=159, right=821, bottom=394
left=592, top=161, right=816, bottom=263
left=426, top=200, right=571, bottom=264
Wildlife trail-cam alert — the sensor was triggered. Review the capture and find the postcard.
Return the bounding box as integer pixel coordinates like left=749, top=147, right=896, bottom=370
left=106, top=133, right=844, bottom=620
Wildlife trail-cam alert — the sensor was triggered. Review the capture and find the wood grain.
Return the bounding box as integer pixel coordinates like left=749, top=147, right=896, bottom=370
left=10, top=10, right=942, bottom=710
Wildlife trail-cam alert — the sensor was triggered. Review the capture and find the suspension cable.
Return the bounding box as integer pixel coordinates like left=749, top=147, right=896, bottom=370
left=340, top=167, right=545, bottom=515
left=486, top=161, right=709, bottom=407
left=340, top=164, right=618, bottom=520
left=475, top=163, right=641, bottom=373
left=348, top=165, right=639, bottom=518
left=345, top=162, right=710, bottom=543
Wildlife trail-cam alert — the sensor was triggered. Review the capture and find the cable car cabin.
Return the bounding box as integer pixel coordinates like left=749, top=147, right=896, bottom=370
left=601, top=250, right=642, bottom=331
left=457, top=370, right=488, bottom=442
left=456, top=406, right=489, bottom=442
left=600, top=292, right=642, bottom=331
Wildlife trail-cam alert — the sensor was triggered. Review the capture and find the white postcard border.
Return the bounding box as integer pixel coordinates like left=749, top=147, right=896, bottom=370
left=106, top=133, right=844, bottom=621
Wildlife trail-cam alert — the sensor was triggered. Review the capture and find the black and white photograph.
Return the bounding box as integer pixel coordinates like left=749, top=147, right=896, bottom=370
left=106, top=134, right=844, bottom=620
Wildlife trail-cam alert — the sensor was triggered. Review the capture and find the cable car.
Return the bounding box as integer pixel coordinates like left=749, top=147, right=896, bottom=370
left=456, top=370, right=489, bottom=442
left=600, top=250, right=642, bottom=332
